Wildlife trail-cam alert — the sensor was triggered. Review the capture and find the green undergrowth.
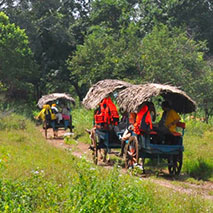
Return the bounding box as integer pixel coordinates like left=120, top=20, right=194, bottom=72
left=71, top=108, right=94, bottom=144
left=0, top=113, right=212, bottom=212
left=183, top=120, right=213, bottom=181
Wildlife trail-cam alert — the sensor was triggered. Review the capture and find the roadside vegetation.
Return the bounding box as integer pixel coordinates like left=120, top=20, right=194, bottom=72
left=0, top=112, right=212, bottom=212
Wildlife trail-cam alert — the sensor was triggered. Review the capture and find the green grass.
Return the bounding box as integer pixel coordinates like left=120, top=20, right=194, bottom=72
left=0, top=113, right=212, bottom=212
left=71, top=108, right=94, bottom=144
left=183, top=120, right=213, bottom=181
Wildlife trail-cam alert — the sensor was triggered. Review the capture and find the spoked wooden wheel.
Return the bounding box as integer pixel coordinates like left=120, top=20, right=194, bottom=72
left=168, top=152, right=183, bottom=175
left=124, top=136, right=139, bottom=169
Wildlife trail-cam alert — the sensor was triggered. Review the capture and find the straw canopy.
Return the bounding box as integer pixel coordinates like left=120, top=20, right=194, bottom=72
left=37, top=93, right=75, bottom=108
left=116, top=83, right=196, bottom=114
left=82, top=79, right=132, bottom=109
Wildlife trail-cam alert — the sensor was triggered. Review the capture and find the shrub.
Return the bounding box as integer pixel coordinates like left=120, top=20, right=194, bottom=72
left=185, top=120, right=211, bottom=137
left=183, top=157, right=213, bottom=180
left=0, top=114, right=27, bottom=130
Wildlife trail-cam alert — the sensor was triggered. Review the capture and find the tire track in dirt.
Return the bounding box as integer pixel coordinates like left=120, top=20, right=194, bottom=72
left=41, top=128, right=213, bottom=201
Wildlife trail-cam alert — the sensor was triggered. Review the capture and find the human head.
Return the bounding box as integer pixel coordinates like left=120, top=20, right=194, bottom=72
left=161, top=101, right=170, bottom=110
left=52, top=103, right=56, bottom=107
left=147, top=101, right=155, bottom=111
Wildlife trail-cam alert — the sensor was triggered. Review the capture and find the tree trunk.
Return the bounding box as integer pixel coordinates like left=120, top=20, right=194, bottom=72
left=72, top=81, right=84, bottom=101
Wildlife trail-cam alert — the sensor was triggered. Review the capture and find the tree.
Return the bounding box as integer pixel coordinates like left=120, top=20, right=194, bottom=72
left=0, top=12, right=37, bottom=100
left=1, top=0, right=91, bottom=99
left=140, top=24, right=207, bottom=96
left=194, top=60, right=213, bottom=123
left=67, top=24, right=141, bottom=100
left=136, top=0, right=213, bottom=54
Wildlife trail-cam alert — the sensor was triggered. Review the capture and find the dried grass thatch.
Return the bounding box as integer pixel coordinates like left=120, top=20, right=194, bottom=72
left=82, top=79, right=132, bottom=109
left=37, top=93, right=75, bottom=108
left=116, top=83, right=196, bottom=114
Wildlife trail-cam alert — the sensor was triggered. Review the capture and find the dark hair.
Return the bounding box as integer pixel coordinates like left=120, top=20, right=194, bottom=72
left=161, top=101, right=170, bottom=108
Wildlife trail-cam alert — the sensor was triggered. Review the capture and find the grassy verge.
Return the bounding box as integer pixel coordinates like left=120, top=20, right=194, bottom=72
left=0, top=113, right=212, bottom=212
left=183, top=120, right=213, bottom=181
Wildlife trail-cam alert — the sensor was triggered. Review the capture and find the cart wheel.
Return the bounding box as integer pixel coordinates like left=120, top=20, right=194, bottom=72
left=44, top=120, right=48, bottom=139
left=124, top=136, right=139, bottom=169
left=168, top=152, right=183, bottom=175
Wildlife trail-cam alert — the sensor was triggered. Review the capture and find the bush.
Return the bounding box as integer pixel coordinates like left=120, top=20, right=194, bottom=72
left=185, top=120, right=211, bottom=137
left=0, top=114, right=27, bottom=130
left=184, top=158, right=213, bottom=180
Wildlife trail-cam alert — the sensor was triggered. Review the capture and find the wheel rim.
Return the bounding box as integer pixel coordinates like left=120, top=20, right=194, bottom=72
left=168, top=153, right=182, bottom=175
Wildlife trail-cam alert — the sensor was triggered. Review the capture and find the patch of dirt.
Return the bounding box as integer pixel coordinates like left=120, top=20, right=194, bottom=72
left=40, top=128, right=213, bottom=201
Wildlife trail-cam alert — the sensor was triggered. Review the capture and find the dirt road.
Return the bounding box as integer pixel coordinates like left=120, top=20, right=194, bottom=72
left=42, top=128, right=213, bottom=201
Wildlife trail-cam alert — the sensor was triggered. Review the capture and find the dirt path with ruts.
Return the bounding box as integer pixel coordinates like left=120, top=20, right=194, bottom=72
left=41, top=128, right=213, bottom=201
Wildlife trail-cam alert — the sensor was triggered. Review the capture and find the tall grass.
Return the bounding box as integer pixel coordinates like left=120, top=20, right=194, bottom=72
left=0, top=114, right=212, bottom=212
left=182, top=120, right=213, bottom=180
left=71, top=108, right=94, bottom=144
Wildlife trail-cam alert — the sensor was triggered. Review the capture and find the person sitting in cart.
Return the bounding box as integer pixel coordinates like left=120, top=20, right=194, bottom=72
left=51, top=103, right=62, bottom=124
left=118, top=101, right=154, bottom=157
left=62, top=104, right=71, bottom=130
left=153, top=101, right=181, bottom=144
left=134, top=102, right=153, bottom=135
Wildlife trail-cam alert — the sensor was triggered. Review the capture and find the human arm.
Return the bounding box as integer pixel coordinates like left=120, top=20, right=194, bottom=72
left=167, top=119, right=180, bottom=129
left=166, top=110, right=181, bottom=131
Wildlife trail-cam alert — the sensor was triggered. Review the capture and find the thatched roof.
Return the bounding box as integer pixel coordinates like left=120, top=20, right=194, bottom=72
left=82, top=79, right=132, bottom=109
left=37, top=93, right=75, bottom=108
left=116, top=83, right=196, bottom=114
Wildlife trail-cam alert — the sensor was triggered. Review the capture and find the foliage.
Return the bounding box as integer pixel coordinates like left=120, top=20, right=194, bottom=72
left=136, top=0, right=213, bottom=54
left=0, top=113, right=27, bottom=131
left=184, top=119, right=211, bottom=137
left=1, top=0, right=91, bottom=100
left=71, top=108, right=94, bottom=143
left=67, top=25, right=141, bottom=96
left=140, top=24, right=206, bottom=94
left=182, top=120, right=213, bottom=181
left=193, top=65, right=213, bottom=123
left=0, top=12, right=37, bottom=100
left=184, top=158, right=213, bottom=181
